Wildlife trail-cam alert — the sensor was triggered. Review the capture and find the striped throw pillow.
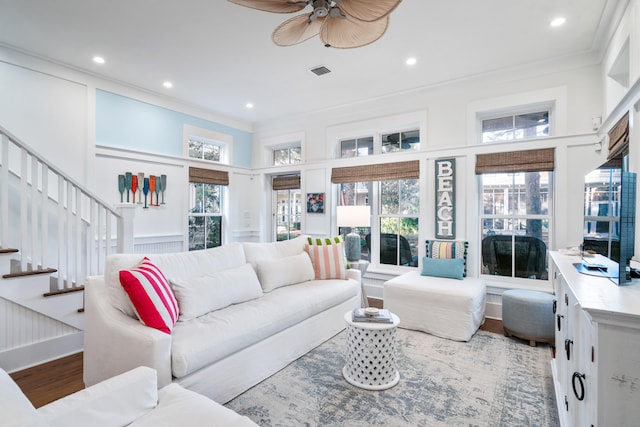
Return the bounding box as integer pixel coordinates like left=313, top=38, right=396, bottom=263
left=119, top=257, right=179, bottom=334
left=425, top=240, right=468, bottom=277
left=305, top=236, right=347, bottom=280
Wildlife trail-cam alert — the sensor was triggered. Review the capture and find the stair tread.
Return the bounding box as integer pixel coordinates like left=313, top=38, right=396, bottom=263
left=3, top=268, right=58, bottom=279
left=43, top=286, right=84, bottom=297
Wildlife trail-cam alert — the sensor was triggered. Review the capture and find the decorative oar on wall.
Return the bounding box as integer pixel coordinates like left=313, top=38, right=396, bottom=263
left=143, top=177, right=150, bottom=209
left=131, top=174, right=138, bottom=204
left=149, top=175, right=156, bottom=207
left=160, top=174, right=167, bottom=204
left=125, top=172, right=132, bottom=203
left=137, top=173, right=144, bottom=204
left=118, top=175, right=125, bottom=203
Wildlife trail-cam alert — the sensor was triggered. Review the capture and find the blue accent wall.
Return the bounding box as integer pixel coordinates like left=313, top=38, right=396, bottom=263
left=96, top=90, right=252, bottom=168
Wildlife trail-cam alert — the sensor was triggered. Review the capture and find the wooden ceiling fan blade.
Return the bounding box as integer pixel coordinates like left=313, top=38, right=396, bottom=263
left=272, top=14, right=323, bottom=46
left=336, top=0, right=402, bottom=22
left=228, top=0, right=308, bottom=14
left=320, top=14, right=388, bottom=49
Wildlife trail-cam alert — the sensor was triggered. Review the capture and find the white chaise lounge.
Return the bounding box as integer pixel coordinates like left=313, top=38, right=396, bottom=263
left=383, top=240, right=486, bottom=342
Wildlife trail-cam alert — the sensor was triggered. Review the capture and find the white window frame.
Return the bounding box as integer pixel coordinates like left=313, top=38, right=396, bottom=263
left=182, top=124, right=232, bottom=164
left=467, top=87, right=568, bottom=145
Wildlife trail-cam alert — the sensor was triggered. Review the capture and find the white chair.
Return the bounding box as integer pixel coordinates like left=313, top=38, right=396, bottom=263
left=383, top=240, right=486, bottom=342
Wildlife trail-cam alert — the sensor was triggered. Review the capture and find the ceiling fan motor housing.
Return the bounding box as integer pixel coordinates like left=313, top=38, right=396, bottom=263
left=312, top=0, right=331, bottom=18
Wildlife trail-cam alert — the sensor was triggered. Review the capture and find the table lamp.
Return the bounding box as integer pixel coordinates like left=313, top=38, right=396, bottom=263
left=337, top=206, right=371, bottom=262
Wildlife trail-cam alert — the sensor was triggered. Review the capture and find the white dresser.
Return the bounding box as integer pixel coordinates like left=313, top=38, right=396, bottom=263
left=550, top=251, right=640, bottom=427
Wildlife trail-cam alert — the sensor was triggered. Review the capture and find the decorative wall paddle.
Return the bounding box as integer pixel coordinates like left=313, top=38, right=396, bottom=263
left=143, top=177, right=149, bottom=209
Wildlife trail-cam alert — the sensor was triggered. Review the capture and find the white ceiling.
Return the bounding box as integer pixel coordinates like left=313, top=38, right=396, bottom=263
left=0, top=0, right=622, bottom=127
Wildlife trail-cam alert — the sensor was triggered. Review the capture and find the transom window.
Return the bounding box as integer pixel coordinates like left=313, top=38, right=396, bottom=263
left=482, top=111, right=549, bottom=143
left=273, top=146, right=301, bottom=165
left=341, top=136, right=373, bottom=158
left=189, top=137, right=223, bottom=162
left=382, top=129, right=420, bottom=153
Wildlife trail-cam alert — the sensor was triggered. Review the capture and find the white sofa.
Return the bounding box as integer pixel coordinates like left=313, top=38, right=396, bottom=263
left=84, top=236, right=361, bottom=403
left=1, top=366, right=258, bottom=427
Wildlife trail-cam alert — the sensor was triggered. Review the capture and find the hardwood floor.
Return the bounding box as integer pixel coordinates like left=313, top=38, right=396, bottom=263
left=10, top=301, right=505, bottom=408
left=9, top=352, right=84, bottom=408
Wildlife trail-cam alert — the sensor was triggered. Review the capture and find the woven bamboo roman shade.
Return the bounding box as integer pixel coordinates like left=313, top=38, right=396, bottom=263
left=272, top=175, right=300, bottom=190
left=188, top=167, right=229, bottom=185
left=331, top=160, right=419, bottom=184
left=608, top=112, right=629, bottom=160
left=475, top=148, right=555, bottom=174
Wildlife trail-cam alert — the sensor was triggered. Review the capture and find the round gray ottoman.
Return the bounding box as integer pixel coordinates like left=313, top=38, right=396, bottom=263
left=501, top=289, right=555, bottom=347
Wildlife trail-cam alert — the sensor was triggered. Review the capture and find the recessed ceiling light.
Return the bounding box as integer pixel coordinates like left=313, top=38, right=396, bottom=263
left=92, top=56, right=105, bottom=64
left=245, top=102, right=254, bottom=109
left=163, top=81, right=173, bottom=88
left=406, top=57, right=417, bottom=66
left=550, top=17, right=566, bottom=27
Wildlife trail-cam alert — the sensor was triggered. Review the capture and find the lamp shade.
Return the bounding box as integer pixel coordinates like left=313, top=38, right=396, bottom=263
left=336, top=206, right=371, bottom=228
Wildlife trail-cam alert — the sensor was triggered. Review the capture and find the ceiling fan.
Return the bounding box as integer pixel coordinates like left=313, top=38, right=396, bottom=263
left=228, top=0, right=403, bottom=49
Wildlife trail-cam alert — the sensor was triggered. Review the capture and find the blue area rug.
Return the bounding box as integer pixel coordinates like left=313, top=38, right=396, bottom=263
left=225, top=328, right=559, bottom=426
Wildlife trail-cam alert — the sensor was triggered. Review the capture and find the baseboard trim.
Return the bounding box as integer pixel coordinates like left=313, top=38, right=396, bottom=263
left=0, top=332, right=84, bottom=373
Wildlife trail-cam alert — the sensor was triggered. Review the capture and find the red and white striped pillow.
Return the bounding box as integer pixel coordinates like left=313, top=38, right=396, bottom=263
left=305, top=236, right=347, bottom=280
left=119, top=257, right=179, bottom=334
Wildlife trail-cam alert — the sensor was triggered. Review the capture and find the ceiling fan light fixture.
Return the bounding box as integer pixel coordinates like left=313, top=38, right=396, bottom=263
left=229, top=0, right=403, bottom=48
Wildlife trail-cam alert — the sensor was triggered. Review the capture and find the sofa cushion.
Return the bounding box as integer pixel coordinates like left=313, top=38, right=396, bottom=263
left=0, top=369, right=46, bottom=427
left=170, top=263, right=263, bottom=321
left=119, top=257, right=179, bottom=334
left=106, top=243, right=246, bottom=318
left=304, top=238, right=347, bottom=280
left=170, top=278, right=359, bottom=378
left=38, top=366, right=158, bottom=427
left=129, top=383, right=258, bottom=427
left=242, top=236, right=308, bottom=269
left=254, top=252, right=315, bottom=292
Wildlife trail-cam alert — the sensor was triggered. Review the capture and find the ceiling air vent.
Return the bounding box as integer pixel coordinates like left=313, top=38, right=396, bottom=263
left=309, top=65, right=331, bottom=76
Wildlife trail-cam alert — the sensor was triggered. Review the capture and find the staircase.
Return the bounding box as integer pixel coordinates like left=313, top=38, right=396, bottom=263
left=0, top=125, right=124, bottom=371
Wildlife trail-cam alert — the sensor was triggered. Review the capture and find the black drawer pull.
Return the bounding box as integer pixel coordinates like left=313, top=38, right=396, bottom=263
left=553, top=300, right=557, bottom=314
left=565, top=339, right=573, bottom=360
left=572, top=372, right=586, bottom=401
left=557, top=314, right=564, bottom=331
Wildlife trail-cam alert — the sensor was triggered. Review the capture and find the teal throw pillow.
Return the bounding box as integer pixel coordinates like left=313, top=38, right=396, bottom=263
left=421, top=257, right=465, bottom=280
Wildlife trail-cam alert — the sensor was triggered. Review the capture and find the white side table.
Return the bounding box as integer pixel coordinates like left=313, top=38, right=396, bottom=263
left=348, top=260, right=369, bottom=307
left=342, top=310, right=400, bottom=390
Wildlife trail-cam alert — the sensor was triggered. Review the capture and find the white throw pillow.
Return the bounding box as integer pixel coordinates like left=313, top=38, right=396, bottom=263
left=170, top=263, right=263, bottom=321
left=255, top=252, right=315, bottom=292
left=243, top=235, right=308, bottom=268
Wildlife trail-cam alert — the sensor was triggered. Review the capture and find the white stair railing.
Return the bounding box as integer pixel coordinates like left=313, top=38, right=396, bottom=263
left=0, top=125, right=122, bottom=290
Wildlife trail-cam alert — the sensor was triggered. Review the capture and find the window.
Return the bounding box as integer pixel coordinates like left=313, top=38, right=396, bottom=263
left=477, top=148, right=553, bottom=281
left=188, top=167, right=228, bottom=250
left=189, top=137, right=223, bottom=162
left=381, top=129, right=420, bottom=153
left=188, top=183, right=222, bottom=250
left=340, top=136, right=373, bottom=158
left=272, top=175, right=301, bottom=241
left=273, top=146, right=301, bottom=165
left=479, top=171, right=551, bottom=280
left=482, top=111, right=549, bottom=143
left=334, top=160, right=420, bottom=269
